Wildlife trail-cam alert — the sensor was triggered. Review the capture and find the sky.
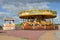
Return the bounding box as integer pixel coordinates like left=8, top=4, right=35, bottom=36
left=0, top=0, right=60, bottom=26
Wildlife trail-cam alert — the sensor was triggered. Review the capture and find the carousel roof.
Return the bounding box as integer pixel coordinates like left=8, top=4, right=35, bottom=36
left=18, top=10, right=57, bottom=19
left=4, top=18, right=14, bottom=21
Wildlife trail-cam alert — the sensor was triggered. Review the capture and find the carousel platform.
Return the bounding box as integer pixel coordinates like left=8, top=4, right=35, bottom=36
left=21, top=25, right=58, bottom=30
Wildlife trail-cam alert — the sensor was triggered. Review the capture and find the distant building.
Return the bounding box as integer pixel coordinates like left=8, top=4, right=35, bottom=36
left=54, top=24, right=60, bottom=30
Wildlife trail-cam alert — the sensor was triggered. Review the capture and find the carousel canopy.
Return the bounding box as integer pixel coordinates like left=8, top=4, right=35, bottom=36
left=18, top=10, right=57, bottom=19
left=4, top=18, right=14, bottom=21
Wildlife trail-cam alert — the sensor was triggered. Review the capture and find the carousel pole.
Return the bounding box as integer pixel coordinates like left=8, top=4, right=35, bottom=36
left=23, top=20, right=24, bottom=23
left=27, top=19, right=29, bottom=22
left=52, top=18, right=54, bottom=25
left=32, top=18, right=37, bottom=29
left=42, top=16, right=46, bottom=30
left=52, top=18, right=55, bottom=29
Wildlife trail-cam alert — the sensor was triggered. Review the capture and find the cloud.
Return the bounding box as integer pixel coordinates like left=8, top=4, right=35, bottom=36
left=2, top=2, right=50, bottom=12
left=0, top=12, right=9, bottom=14
left=2, top=4, right=18, bottom=12
left=13, top=16, right=22, bottom=24
left=0, top=12, right=19, bottom=25
left=0, top=12, right=12, bottom=25
left=0, top=12, right=11, bottom=17
left=1, top=0, right=60, bottom=24
left=0, top=12, right=18, bottom=21
left=0, top=1, right=50, bottom=25
left=0, top=0, right=59, bottom=4
left=0, top=12, right=9, bottom=25
left=53, top=13, right=60, bottom=24
left=0, top=0, right=60, bottom=25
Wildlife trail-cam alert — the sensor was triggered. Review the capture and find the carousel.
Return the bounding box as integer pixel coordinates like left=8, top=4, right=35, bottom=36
left=18, top=10, right=58, bottom=30
left=3, top=18, right=15, bottom=30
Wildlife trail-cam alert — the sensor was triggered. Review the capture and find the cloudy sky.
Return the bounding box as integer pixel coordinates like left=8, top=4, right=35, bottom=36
left=0, top=0, right=60, bottom=25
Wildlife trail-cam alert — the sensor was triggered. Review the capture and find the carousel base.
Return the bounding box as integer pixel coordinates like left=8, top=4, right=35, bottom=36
left=21, top=26, right=58, bottom=30
left=3, top=27, right=15, bottom=30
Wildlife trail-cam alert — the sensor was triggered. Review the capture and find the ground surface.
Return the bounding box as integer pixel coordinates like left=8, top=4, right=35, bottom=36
left=38, top=30, right=57, bottom=40
left=0, top=30, right=60, bottom=40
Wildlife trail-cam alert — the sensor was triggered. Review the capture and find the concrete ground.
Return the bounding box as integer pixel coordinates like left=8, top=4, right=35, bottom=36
left=0, top=35, right=29, bottom=40
left=38, top=30, right=58, bottom=40
left=0, top=30, right=45, bottom=40
left=0, top=30, right=60, bottom=40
